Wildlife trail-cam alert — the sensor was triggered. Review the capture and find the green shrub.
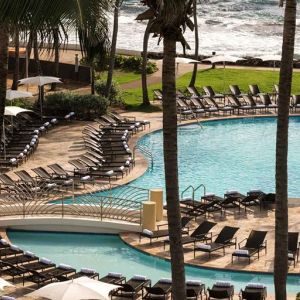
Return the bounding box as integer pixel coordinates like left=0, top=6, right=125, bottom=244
left=95, top=80, right=124, bottom=106
left=44, top=92, right=108, bottom=120
left=9, top=98, right=34, bottom=109
left=114, top=55, right=158, bottom=74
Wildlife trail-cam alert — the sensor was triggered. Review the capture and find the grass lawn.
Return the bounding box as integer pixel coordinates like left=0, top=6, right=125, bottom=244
left=98, top=70, right=141, bottom=85
left=121, top=68, right=300, bottom=111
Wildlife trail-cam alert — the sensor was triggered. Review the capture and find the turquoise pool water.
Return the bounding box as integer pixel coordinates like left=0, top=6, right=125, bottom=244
left=8, top=230, right=300, bottom=295
left=131, top=116, right=300, bottom=198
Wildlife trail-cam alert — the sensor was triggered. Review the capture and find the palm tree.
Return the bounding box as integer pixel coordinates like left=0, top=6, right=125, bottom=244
left=0, top=0, right=111, bottom=139
left=137, top=1, right=194, bottom=299
left=189, top=0, right=199, bottom=87
left=106, top=0, right=123, bottom=100
left=140, top=19, right=153, bottom=106
left=275, top=0, right=297, bottom=299
left=11, top=27, right=20, bottom=90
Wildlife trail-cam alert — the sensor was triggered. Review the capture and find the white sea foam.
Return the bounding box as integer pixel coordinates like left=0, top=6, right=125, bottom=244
left=68, top=0, right=300, bottom=56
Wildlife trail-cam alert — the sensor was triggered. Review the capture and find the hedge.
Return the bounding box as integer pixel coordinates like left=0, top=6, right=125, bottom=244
left=44, top=92, right=108, bottom=120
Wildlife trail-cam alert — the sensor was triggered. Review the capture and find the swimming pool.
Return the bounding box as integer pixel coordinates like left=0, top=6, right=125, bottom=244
left=131, top=116, right=300, bottom=198
left=8, top=230, right=300, bottom=295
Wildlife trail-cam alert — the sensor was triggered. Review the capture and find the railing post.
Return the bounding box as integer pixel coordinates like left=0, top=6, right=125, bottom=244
left=72, top=181, right=75, bottom=203
left=62, top=199, right=64, bottom=218
left=100, top=199, right=103, bottom=221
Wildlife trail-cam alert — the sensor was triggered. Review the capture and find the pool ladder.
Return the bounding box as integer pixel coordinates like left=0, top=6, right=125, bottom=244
left=181, top=183, right=206, bottom=202
left=133, top=144, right=154, bottom=170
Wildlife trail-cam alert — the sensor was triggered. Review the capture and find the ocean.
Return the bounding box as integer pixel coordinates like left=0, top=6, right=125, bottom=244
left=116, top=0, right=300, bottom=57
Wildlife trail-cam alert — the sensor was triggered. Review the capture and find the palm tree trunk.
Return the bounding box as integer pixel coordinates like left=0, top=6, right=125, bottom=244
left=91, top=65, right=95, bottom=95
left=189, top=0, right=199, bottom=87
left=0, top=27, right=9, bottom=142
left=162, top=36, right=186, bottom=300
left=274, top=0, right=297, bottom=299
left=33, top=31, right=42, bottom=75
left=106, top=0, right=121, bottom=100
left=51, top=28, right=60, bottom=91
left=141, top=19, right=153, bottom=106
left=11, top=28, right=20, bottom=90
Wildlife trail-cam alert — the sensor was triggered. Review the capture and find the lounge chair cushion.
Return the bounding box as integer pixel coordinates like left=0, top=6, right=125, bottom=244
left=24, top=251, right=35, bottom=257
left=246, top=283, right=265, bottom=289
left=288, top=253, right=294, bottom=259
left=81, top=268, right=96, bottom=274
left=132, top=275, right=147, bottom=281
left=159, top=278, right=172, bottom=284
left=108, top=272, right=123, bottom=278
left=0, top=239, right=8, bottom=245
left=187, top=280, right=203, bottom=286
left=233, top=249, right=249, bottom=255
left=226, top=190, right=238, bottom=195
left=10, top=244, right=20, bottom=251
left=81, top=175, right=91, bottom=181
left=40, top=258, right=53, bottom=265
left=215, top=281, right=231, bottom=287
left=196, top=243, right=211, bottom=250
left=58, top=263, right=74, bottom=270
left=143, top=229, right=154, bottom=236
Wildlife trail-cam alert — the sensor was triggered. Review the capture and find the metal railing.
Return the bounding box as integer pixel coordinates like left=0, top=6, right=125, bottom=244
left=133, top=144, right=154, bottom=170
left=0, top=182, right=149, bottom=224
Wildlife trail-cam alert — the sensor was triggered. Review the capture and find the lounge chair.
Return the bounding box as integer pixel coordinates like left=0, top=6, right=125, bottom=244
left=232, top=230, right=267, bottom=264
left=184, top=200, right=223, bottom=219
left=186, top=280, right=205, bottom=300
left=187, top=86, right=202, bottom=98
left=109, top=112, right=150, bottom=129
left=226, top=95, right=253, bottom=114
left=2, top=250, right=38, bottom=265
left=205, top=98, right=234, bottom=115
left=0, top=244, right=23, bottom=258
left=238, top=190, right=264, bottom=212
left=24, top=257, right=56, bottom=271
left=140, top=217, right=192, bottom=244
left=248, top=84, right=266, bottom=99
left=0, top=261, right=28, bottom=282
left=203, top=86, right=225, bottom=103
left=239, top=283, right=267, bottom=300
left=292, top=94, right=300, bottom=112
left=259, top=193, right=275, bottom=209
left=100, top=272, right=126, bottom=284
left=153, top=89, right=163, bottom=101
left=143, top=278, right=172, bottom=299
left=189, top=97, right=217, bottom=116
left=259, top=94, right=278, bottom=111
left=177, top=99, right=195, bottom=119
left=206, top=281, right=234, bottom=300
left=164, top=220, right=216, bottom=250
left=242, top=95, right=266, bottom=112
left=23, top=268, right=58, bottom=287
left=288, top=232, right=299, bottom=267
left=69, top=268, right=99, bottom=280
left=112, top=275, right=151, bottom=299
left=229, top=85, right=248, bottom=99
left=194, top=226, right=239, bottom=259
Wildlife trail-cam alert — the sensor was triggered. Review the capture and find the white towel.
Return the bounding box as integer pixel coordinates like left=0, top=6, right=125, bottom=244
left=196, top=243, right=211, bottom=250
left=40, top=258, right=53, bottom=265
left=81, top=268, right=96, bottom=274
left=10, top=244, right=20, bottom=251
left=132, top=275, right=147, bottom=281
left=215, top=281, right=231, bottom=287
left=106, top=170, right=114, bottom=176
left=186, top=280, right=203, bottom=286
left=0, top=239, right=8, bottom=245
left=108, top=272, right=122, bottom=278
left=233, top=249, right=249, bottom=255
left=58, top=263, right=74, bottom=270
left=81, top=175, right=91, bottom=181
left=142, top=229, right=153, bottom=236
left=246, top=283, right=265, bottom=289
left=24, top=251, right=35, bottom=257
left=159, top=278, right=172, bottom=284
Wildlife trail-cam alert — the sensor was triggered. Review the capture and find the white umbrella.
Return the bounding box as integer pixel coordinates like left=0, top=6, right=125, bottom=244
left=6, top=90, right=33, bottom=101
left=29, top=276, right=120, bottom=300
left=175, top=57, right=201, bottom=73
left=18, top=76, right=62, bottom=117
left=18, top=76, right=62, bottom=86
left=4, top=106, right=33, bottom=116
left=0, top=278, right=13, bottom=290
left=202, top=55, right=246, bottom=91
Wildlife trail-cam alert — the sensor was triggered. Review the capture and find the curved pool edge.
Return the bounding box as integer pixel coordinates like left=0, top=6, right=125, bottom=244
left=119, top=232, right=300, bottom=278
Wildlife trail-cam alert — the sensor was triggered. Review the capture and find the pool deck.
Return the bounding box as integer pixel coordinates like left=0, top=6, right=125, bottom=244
left=1, top=111, right=300, bottom=299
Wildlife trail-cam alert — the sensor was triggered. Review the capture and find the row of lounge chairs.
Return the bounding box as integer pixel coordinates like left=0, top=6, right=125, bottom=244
left=179, top=190, right=275, bottom=218
left=0, top=112, right=150, bottom=194
left=140, top=219, right=299, bottom=267
left=0, top=234, right=267, bottom=300
left=154, top=84, right=300, bottom=119
left=0, top=111, right=61, bottom=171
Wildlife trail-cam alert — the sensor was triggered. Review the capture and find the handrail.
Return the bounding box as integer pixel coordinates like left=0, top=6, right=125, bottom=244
left=133, top=144, right=154, bottom=170
left=0, top=181, right=150, bottom=225
left=194, top=184, right=206, bottom=198
left=181, top=185, right=195, bottom=201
